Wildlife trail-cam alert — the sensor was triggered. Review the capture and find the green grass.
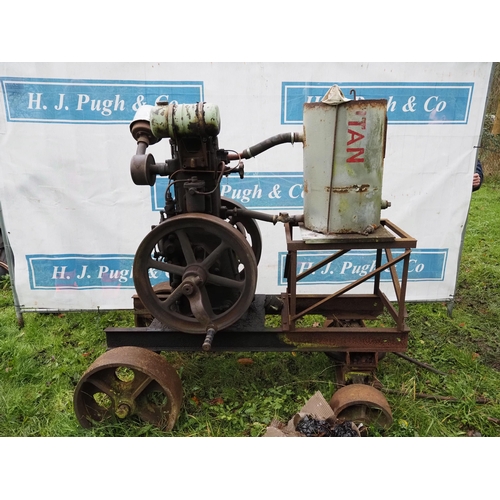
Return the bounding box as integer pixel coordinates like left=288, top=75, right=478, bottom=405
left=1, top=182, right=500, bottom=437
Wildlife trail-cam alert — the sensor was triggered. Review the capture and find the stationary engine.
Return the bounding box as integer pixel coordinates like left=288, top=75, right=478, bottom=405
left=129, top=100, right=300, bottom=347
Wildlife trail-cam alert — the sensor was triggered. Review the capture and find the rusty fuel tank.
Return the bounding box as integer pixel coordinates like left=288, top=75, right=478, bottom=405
left=302, top=98, right=388, bottom=235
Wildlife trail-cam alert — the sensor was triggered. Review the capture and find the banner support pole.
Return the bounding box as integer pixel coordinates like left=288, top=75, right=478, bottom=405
left=0, top=202, right=24, bottom=327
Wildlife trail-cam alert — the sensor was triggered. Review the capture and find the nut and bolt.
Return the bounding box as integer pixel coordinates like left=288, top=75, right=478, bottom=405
left=115, top=404, right=130, bottom=419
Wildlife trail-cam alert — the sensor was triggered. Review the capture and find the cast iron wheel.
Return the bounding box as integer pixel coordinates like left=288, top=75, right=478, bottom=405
left=329, top=384, right=393, bottom=429
left=74, top=346, right=183, bottom=431
left=133, top=213, right=258, bottom=334
left=221, top=197, right=262, bottom=264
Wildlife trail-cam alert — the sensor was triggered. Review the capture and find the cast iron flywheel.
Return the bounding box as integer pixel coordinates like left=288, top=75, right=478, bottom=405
left=133, top=213, right=258, bottom=334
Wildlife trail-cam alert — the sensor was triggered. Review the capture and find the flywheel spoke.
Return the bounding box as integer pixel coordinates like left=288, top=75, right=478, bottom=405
left=200, top=240, right=229, bottom=269
left=176, top=229, right=196, bottom=265
left=206, top=273, right=246, bottom=290
left=159, top=283, right=186, bottom=308
left=148, top=258, right=184, bottom=276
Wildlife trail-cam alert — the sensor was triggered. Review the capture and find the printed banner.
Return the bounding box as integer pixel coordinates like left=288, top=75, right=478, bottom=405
left=277, top=249, right=448, bottom=286
left=26, top=254, right=157, bottom=290
left=152, top=172, right=305, bottom=211
left=281, top=82, right=474, bottom=125
left=1, top=77, right=203, bottom=123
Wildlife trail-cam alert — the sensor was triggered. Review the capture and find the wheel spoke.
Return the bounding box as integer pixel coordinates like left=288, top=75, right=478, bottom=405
left=176, top=229, right=196, bottom=265
left=135, top=404, right=165, bottom=423
left=206, top=272, right=246, bottom=290
left=200, top=240, right=229, bottom=269
left=129, top=371, right=154, bottom=400
left=159, top=283, right=186, bottom=308
left=359, top=405, right=367, bottom=420
left=87, top=369, right=116, bottom=398
left=148, top=258, right=184, bottom=276
left=135, top=384, right=172, bottom=428
left=80, top=396, right=113, bottom=424
left=86, top=375, right=113, bottom=397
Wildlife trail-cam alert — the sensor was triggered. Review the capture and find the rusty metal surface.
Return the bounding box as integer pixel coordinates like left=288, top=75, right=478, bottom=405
left=285, top=220, right=417, bottom=251
left=283, top=220, right=415, bottom=345
left=329, top=383, right=393, bottom=428
left=287, top=253, right=410, bottom=321
left=73, top=346, right=183, bottom=431
left=284, top=330, right=407, bottom=351
left=133, top=213, right=257, bottom=334
left=292, top=294, right=384, bottom=319
left=327, top=350, right=385, bottom=386
left=105, top=326, right=408, bottom=353
left=299, top=223, right=395, bottom=244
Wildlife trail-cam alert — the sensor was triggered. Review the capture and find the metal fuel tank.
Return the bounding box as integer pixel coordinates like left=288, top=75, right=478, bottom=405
left=303, top=97, right=388, bottom=235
